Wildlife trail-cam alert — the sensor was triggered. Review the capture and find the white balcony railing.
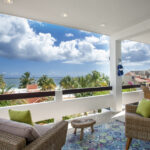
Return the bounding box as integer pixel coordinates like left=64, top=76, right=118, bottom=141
left=0, top=89, right=144, bottom=122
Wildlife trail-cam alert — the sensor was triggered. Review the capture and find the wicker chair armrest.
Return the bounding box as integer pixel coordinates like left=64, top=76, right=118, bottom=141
left=126, top=112, right=150, bottom=126
left=0, top=130, right=26, bottom=150
left=24, top=121, right=68, bottom=150
left=125, top=104, right=137, bottom=113
left=125, top=112, right=150, bottom=140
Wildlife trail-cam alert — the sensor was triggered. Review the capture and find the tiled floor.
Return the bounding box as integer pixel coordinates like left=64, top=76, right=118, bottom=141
left=67, top=109, right=125, bottom=134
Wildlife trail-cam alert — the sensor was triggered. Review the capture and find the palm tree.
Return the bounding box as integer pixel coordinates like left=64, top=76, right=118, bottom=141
left=0, top=74, right=13, bottom=94
left=59, top=71, right=110, bottom=97
left=0, top=75, right=5, bottom=90
left=37, top=75, right=56, bottom=91
left=0, top=84, right=14, bottom=95
left=0, top=75, right=14, bottom=106
left=19, top=72, right=35, bottom=88
left=90, top=71, right=101, bottom=87
left=102, top=74, right=109, bottom=86
left=59, top=76, right=75, bottom=89
left=77, top=76, right=88, bottom=88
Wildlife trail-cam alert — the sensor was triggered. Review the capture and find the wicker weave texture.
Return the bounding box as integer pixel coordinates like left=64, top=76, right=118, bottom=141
left=24, top=120, right=68, bottom=150
left=142, top=86, right=150, bottom=99
left=0, top=130, right=26, bottom=150
left=0, top=120, right=68, bottom=150
left=125, top=104, right=137, bottom=113
left=125, top=104, right=150, bottom=141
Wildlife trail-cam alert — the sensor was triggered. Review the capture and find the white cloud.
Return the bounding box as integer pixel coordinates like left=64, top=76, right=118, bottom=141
left=65, top=33, right=74, bottom=37
left=122, top=40, right=150, bottom=67
left=85, top=36, right=100, bottom=43
left=79, top=30, right=91, bottom=34
left=0, top=14, right=109, bottom=64
left=85, top=35, right=109, bottom=45
left=62, top=40, right=109, bottom=64
left=63, top=60, right=82, bottom=64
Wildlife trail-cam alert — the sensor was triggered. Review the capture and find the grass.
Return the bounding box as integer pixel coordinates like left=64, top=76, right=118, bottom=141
left=122, top=88, right=136, bottom=92
left=63, top=109, right=102, bottom=121
left=93, top=91, right=110, bottom=96
left=35, top=118, right=54, bottom=124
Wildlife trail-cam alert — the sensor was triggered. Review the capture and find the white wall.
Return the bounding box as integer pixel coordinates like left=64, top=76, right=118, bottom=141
left=122, top=90, right=144, bottom=104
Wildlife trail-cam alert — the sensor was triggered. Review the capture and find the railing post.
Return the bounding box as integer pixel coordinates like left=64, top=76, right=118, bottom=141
left=54, top=89, right=63, bottom=122
left=55, top=89, right=63, bottom=102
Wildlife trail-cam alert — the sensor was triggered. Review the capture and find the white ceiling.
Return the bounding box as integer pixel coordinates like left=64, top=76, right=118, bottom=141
left=130, top=31, right=150, bottom=45
left=0, top=0, right=150, bottom=44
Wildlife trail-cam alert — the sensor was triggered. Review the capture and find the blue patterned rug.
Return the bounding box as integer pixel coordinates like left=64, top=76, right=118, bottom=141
left=63, top=120, right=150, bottom=150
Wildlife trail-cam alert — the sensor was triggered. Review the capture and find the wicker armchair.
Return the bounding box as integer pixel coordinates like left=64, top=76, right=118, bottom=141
left=141, top=86, right=150, bottom=99
left=0, top=120, right=68, bottom=150
left=125, top=104, right=150, bottom=150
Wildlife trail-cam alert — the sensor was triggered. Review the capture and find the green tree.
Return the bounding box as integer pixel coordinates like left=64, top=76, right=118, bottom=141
left=59, top=71, right=110, bottom=98
left=19, top=72, right=35, bottom=88
left=0, top=75, right=13, bottom=106
left=0, top=75, right=14, bottom=94
left=90, top=71, right=101, bottom=87
left=0, top=75, right=5, bottom=90
left=59, top=76, right=77, bottom=89
left=0, top=75, right=27, bottom=107
left=0, top=85, right=13, bottom=95
left=38, top=75, right=56, bottom=91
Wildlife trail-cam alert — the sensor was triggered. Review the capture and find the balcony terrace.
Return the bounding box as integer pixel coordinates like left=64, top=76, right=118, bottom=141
left=0, top=0, right=150, bottom=149
left=0, top=85, right=145, bottom=149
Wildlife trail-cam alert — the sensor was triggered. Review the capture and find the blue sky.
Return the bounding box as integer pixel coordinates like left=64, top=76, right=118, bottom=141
left=0, top=14, right=150, bottom=78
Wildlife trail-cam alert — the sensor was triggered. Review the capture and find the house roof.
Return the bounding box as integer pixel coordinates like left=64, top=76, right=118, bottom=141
left=0, top=0, right=150, bottom=44
left=125, top=72, right=135, bottom=76
left=135, top=77, right=146, bottom=83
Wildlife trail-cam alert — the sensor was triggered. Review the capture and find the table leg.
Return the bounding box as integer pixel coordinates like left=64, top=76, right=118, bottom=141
left=91, top=125, right=94, bottom=133
left=80, top=128, right=84, bottom=140
left=74, top=128, right=77, bottom=135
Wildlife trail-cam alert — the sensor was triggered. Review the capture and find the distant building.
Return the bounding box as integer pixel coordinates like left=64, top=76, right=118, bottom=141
left=123, top=72, right=137, bottom=85
left=123, top=69, right=150, bottom=85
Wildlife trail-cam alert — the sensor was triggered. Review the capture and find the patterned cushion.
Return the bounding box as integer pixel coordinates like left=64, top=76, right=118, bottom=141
left=0, top=118, right=40, bottom=142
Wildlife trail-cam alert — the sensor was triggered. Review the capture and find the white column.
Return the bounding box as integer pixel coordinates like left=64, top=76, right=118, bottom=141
left=54, top=90, right=63, bottom=122
left=110, top=38, right=122, bottom=111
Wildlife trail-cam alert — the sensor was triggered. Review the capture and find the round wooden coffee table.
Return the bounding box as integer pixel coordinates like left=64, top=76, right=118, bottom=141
left=71, top=118, right=96, bottom=140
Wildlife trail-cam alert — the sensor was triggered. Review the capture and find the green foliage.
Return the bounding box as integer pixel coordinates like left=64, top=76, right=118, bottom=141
left=10, top=99, right=28, bottom=105
left=59, top=76, right=77, bottom=89
left=122, top=88, right=136, bottom=92
left=0, top=75, right=5, bottom=89
left=35, top=118, right=54, bottom=124
left=62, top=113, right=82, bottom=120
left=0, top=99, right=27, bottom=107
left=98, top=109, right=101, bottom=113
left=19, top=72, right=35, bottom=88
left=37, top=75, right=56, bottom=91
left=93, top=91, right=110, bottom=96
left=0, top=75, right=16, bottom=107
left=60, top=70, right=110, bottom=97
left=0, top=100, right=12, bottom=107
left=62, top=116, right=71, bottom=120
left=0, top=85, right=14, bottom=95
left=0, top=74, right=14, bottom=94
left=84, top=112, right=88, bottom=116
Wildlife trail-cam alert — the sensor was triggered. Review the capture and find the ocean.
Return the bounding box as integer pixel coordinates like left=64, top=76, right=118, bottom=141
left=4, top=77, right=63, bottom=88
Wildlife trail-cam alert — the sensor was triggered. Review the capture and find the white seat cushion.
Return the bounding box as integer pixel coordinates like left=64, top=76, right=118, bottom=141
left=34, top=123, right=55, bottom=136
left=0, top=118, right=40, bottom=142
